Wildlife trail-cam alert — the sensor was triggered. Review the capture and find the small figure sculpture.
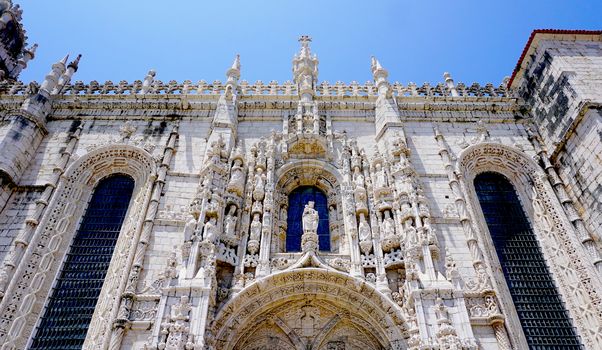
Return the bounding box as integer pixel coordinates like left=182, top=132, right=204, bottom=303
left=382, top=210, right=396, bottom=237
left=358, top=213, right=373, bottom=254
left=358, top=213, right=371, bottom=242
left=202, top=217, right=218, bottom=244
left=222, top=205, right=239, bottom=246
left=183, top=214, right=197, bottom=242
left=250, top=214, right=262, bottom=242
left=247, top=214, right=262, bottom=254
left=253, top=168, right=266, bottom=201
left=353, top=167, right=365, bottom=189
left=302, top=201, right=319, bottom=233
left=374, top=163, right=387, bottom=189
left=227, top=159, right=245, bottom=196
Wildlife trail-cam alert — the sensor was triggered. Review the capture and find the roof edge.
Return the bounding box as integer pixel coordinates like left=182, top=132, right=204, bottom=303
left=507, top=29, right=602, bottom=89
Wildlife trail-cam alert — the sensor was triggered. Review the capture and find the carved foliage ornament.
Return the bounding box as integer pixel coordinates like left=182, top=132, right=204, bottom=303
left=457, top=142, right=602, bottom=349
left=0, top=145, right=155, bottom=349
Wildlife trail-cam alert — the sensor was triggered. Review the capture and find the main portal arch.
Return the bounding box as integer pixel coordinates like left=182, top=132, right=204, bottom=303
left=210, top=268, right=407, bottom=350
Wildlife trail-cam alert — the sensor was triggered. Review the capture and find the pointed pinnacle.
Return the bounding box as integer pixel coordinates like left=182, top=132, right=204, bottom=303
left=371, top=56, right=383, bottom=72
left=28, top=43, right=38, bottom=55
left=68, top=54, right=82, bottom=71
left=59, top=54, right=69, bottom=66
left=232, top=54, right=240, bottom=71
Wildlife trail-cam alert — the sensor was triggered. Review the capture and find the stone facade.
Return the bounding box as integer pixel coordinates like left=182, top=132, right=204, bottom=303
left=0, top=3, right=599, bottom=348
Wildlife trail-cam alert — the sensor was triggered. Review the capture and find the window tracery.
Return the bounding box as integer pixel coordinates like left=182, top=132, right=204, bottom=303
left=474, top=172, right=582, bottom=349
left=31, top=174, right=135, bottom=349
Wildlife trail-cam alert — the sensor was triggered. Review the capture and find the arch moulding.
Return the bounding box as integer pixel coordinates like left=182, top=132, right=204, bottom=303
left=0, top=144, right=156, bottom=350
left=456, top=142, right=602, bottom=349
left=210, top=268, right=408, bottom=350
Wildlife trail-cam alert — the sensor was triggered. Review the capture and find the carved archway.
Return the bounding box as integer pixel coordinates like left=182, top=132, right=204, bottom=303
left=210, top=268, right=408, bottom=350
left=0, top=145, right=156, bottom=350
left=275, top=160, right=345, bottom=253
left=456, top=142, right=602, bottom=349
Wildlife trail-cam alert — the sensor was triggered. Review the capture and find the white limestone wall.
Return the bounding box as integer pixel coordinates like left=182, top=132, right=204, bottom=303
left=556, top=108, right=602, bottom=237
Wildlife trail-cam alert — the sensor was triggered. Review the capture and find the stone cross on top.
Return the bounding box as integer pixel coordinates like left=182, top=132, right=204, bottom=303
left=299, top=35, right=312, bottom=47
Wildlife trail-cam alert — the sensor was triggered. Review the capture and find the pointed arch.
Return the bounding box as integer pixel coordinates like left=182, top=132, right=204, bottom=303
left=456, top=142, right=602, bottom=349
left=0, top=144, right=156, bottom=350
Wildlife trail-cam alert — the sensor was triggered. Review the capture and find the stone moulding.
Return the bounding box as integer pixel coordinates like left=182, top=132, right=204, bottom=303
left=0, top=144, right=156, bottom=350
left=456, top=142, right=602, bottom=349
left=210, top=268, right=408, bottom=350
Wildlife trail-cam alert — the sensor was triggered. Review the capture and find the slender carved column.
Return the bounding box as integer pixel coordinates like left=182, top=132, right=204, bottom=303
left=256, top=136, right=276, bottom=277
left=108, top=123, right=179, bottom=350
left=433, top=125, right=492, bottom=290
left=526, top=125, right=602, bottom=275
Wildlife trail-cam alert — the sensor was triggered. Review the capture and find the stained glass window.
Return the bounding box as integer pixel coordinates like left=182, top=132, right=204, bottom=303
left=474, top=172, right=582, bottom=349
left=30, top=174, right=135, bottom=350
left=287, top=186, right=330, bottom=252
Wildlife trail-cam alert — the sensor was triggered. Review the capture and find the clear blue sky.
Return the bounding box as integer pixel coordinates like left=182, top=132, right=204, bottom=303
left=16, top=1, right=602, bottom=86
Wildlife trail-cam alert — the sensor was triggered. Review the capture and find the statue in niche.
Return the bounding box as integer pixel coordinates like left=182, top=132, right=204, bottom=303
left=358, top=213, right=371, bottom=242
left=250, top=214, right=262, bottom=242
left=253, top=168, right=266, bottom=201
left=358, top=213, right=373, bottom=255
left=183, top=214, right=197, bottom=242
left=302, top=201, right=319, bottom=234
left=374, top=163, right=387, bottom=189
left=382, top=210, right=396, bottom=237
left=280, top=206, right=288, bottom=223
left=227, top=159, right=245, bottom=196
left=353, top=167, right=365, bottom=189
left=248, top=213, right=262, bottom=254
left=202, top=217, right=218, bottom=244
left=222, top=205, right=239, bottom=246
left=329, top=205, right=337, bottom=222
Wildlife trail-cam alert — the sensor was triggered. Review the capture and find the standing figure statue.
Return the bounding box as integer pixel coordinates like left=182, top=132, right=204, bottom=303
left=302, top=201, right=319, bottom=234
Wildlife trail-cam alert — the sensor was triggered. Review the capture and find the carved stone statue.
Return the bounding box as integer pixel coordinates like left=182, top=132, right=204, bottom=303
left=358, top=213, right=372, bottom=254
left=250, top=214, right=262, bottom=241
left=353, top=167, right=365, bottom=189
left=253, top=168, right=266, bottom=201
left=358, top=213, right=371, bottom=242
left=382, top=210, right=396, bottom=238
left=248, top=213, right=262, bottom=254
left=183, top=214, right=197, bottom=242
left=302, top=201, right=319, bottom=233
left=222, top=205, right=239, bottom=246
left=227, top=159, right=245, bottom=197
left=202, top=217, right=218, bottom=244
left=380, top=210, right=398, bottom=252
left=374, top=163, right=387, bottom=189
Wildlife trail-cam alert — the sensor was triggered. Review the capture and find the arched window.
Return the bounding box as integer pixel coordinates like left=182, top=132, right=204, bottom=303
left=287, top=186, right=329, bottom=252
left=474, top=172, right=582, bottom=349
left=31, top=175, right=135, bottom=350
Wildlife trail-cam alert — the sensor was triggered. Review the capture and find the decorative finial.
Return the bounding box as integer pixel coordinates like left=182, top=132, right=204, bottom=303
left=443, top=72, right=458, bottom=97
left=68, top=54, right=82, bottom=72
left=299, top=35, right=312, bottom=47
left=59, top=54, right=69, bottom=66
left=293, top=35, right=319, bottom=99
left=232, top=54, right=240, bottom=71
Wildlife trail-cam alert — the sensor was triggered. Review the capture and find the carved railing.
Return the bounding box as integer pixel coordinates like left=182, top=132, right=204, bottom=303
left=0, top=79, right=513, bottom=98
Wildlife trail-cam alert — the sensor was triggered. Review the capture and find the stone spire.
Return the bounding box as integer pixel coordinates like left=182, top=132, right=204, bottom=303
left=53, top=54, right=81, bottom=95
left=443, top=72, right=459, bottom=97
left=225, top=54, right=241, bottom=96
left=39, top=54, right=68, bottom=96
left=292, top=35, right=319, bottom=101
left=371, top=56, right=390, bottom=97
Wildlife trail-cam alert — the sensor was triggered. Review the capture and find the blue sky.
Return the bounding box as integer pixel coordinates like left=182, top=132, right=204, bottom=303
left=16, top=1, right=602, bottom=86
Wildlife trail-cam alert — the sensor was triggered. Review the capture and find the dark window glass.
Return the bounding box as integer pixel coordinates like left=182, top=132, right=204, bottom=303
left=474, top=172, right=583, bottom=349
left=286, top=186, right=330, bottom=252
left=31, top=175, right=135, bottom=350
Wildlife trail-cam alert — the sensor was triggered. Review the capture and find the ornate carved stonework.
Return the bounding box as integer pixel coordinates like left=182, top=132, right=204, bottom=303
left=0, top=18, right=598, bottom=350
